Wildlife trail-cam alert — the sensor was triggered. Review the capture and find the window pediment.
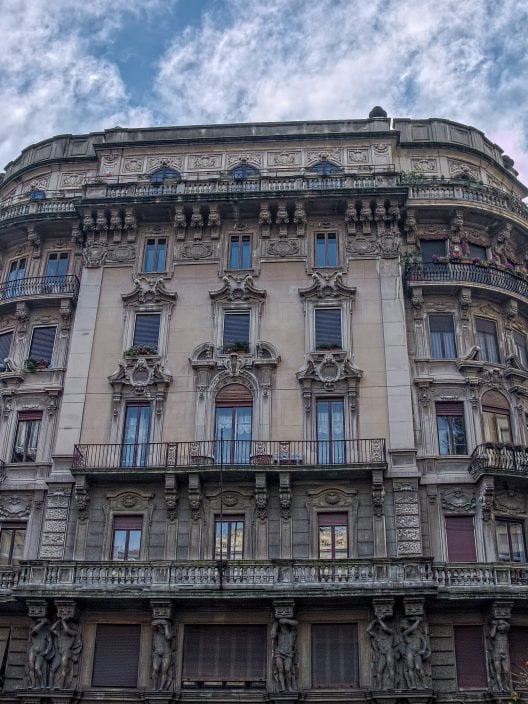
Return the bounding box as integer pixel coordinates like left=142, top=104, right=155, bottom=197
left=297, top=352, right=362, bottom=390
left=108, top=356, right=172, bottom=395
left=299, top=271, right=356, bottom=301
left=209, top=274, right=266, bottom=303
left=122, top=276, right=177, bottom=309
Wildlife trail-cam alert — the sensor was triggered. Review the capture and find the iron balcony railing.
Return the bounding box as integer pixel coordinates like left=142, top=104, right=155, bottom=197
left=72, top=439, right=387, bottom=471
left=0, top=275, right=79, bottom=302
left=406, top=263, right=528, bottom=301
left=469, top=443, right=528, bottom=479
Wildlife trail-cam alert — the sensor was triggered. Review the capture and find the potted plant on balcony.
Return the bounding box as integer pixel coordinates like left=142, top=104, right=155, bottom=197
left=124, top=344, right=158, bottom=357
left=223, top=340, right=250, bottom=354
left=316, top=342, right=342, bottom=351
left=25, top=357, right=49, bottom=372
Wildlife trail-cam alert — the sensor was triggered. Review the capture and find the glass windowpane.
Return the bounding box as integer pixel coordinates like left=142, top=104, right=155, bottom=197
left=315, top=309, right=342, bottom=349
left=132, top=314, right=160, bottom=348
left=0, top=332, right=13, bottom=363
left=29, top=326, right=56, bottom=365
left=112, top=530, right=127, bottom=560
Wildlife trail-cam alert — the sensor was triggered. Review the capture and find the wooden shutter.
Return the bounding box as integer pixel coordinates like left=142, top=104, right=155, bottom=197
left=29, top=326, right=56, bottom=364
left=317, top=513, right=348, bottom=527
left=133, top=314, right=160, bottom=347
left=216, top=384, right=252, bottom=405
left=482, top=390, right=510, bottom=413
left=454, top=625, right=487, bottom=688
left=182, top=625, right=266, bottom=682
left=312, top=623, right=358, bottom=688
left=509, top=627, right=528, bottom=676
left=17, top=411, right=42, bottom=421
left=92, top=624, right=141, bottom=687
left=113, top=515, right=143, bottom=530
left=446, top=516, right=476, bottom=562
left=435, top=401, right=464, bottom=416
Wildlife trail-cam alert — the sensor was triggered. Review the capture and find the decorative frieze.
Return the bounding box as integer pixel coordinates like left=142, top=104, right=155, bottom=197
left=393, top=480, right=422, bottom=556
left=38, top=489, right=71, bottom=559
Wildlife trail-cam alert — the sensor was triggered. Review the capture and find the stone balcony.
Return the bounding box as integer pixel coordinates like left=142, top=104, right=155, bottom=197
left=0, top=196, right=77, bottom=226
left=71, top=439, right=387, bottom=479
left=406, top=261, right=528, bottom=308
left=469, top=442, right=528, bottom=480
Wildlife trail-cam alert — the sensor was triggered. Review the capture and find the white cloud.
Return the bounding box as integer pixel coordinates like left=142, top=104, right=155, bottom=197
left=153, top=0, right=528, bottom=181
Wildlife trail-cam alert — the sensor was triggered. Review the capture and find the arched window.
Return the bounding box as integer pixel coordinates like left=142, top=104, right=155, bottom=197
left=215, top=384, right=253, bottom=464
left=482, top=390, right=512, bottom=444
left=149, top=167, right=181, bottom=185
left=309, top=160, right=340, bottom=177
left=231, top=163, right=260, bottom=180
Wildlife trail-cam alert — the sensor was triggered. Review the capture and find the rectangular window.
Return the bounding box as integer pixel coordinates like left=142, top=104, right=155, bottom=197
left=318, top=513, right=348, bottom=559
left=514, top=330, right=528, bottom=368
left=496, top=520, right=526, bottom=562
left=315, top=308, right=342, bottom=350
left=92, top=624, right=141, bottom=687
left=446, top=515, right=476, bottom=562
left=12, top=411, right=42, bottom=463
left=436, top=402, right=467, bottom=455
left=420, top=240, right=446, bottom=264
left=5, top=258, right=26, bottom=297
left=143, top=238, right=167, bottom=273
left=132, top=314, right=160, bottom=350
left=475, top=317, right=500, bottom=363
left=29, top=326, right=56, bottom=367
left=45, top=252, right=69, bottom=279
left=429, top=314, right=456, bottom=358
left=223, top=312, right=250, bottom=353
left=509, top=627, right=528, bottom=679
left=121, top=403, right=151, bottom=467
left=315, top=233, right=337, bottom=268
left=0, top=523, right=26, bottom=565
left=468, top=243, right=487, bottom=260
left=483, top=410, right=512, bottom=444
left=0, top=332, right=13, bottom=364
left=316, top=398, right=345, bottom=464
left=112, top=515, right=142, bottom=560
left=312, top=623, right=358, bottom=688
left=454, top=625, right=487, bottom=689
left=214, top=516, right=244, bottom=559
left=229, top=235, right=251, bottom=270
left=182, top=625, right=266, bottom=684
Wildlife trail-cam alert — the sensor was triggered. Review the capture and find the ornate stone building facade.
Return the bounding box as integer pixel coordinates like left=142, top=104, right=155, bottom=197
left=0, top=107, right=526, bottom=702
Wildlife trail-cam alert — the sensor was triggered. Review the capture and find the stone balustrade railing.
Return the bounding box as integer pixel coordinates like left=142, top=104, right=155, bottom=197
left=433, top=563, right=528, bottom=588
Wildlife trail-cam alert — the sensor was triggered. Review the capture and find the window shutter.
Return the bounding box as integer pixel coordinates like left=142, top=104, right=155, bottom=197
left=113, top=515, right=143, bottom=530
left=133, top=314, right=160, bottom=347
left=317, top=513, right=348, bottom=527
left=481, top=390, right=510, bottom=413
left=429, top=314, right=454, bottom=333
left=315, top=309, right=342, bottom=348
left=312, top=623, right=358, bottom=687
left=446, top=516, right=476, bottom=562
left=182, top=625, right=266, bottom=682
left=476, top=317, right=497, bottom=335
left=29, top=326, right=56, bottom=364
left=223, top=313, right=250, bottom=344
left=216, top=384, right=253, bottom=405
left=0, top=332, right=12, bottom=362
left=92, top=624, right=141, bottom=687
left=454, top=625, right=487, bottom=688
left=509, top=626, right=528, bottom=675
left=435, top=401, right=464, bottom=416
left=17, top=411, right=42, bottom=421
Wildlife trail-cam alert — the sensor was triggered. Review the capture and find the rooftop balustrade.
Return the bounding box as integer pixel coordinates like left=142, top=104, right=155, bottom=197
left=72, top=439, right=387, bottom=474
left=469, top=442, right=528, bottom=479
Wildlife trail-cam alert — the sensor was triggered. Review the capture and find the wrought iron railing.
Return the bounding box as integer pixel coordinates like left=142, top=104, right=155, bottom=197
left=469, top=443, right=528, bottom=478
left=72, top=439, right=387, bottom=471
left=406, top=263, right=528, bottom=300
left=0, top=275, right=79, bottom=302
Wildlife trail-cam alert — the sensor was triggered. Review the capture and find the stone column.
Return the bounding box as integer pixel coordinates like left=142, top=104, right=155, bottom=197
left=486, top=600, right=513, bottom=693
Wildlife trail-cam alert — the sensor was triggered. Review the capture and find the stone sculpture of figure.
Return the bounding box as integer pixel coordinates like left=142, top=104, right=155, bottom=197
left=27, top=617, right=53, bottom=689
left=367, top=614, right=397, bottom=689
left=487, top=618, right=511, bottom=692
left=49, top=616, right=82, bottom=689
left=271, top=617, right=298, bottom=692
left=152, top=619, right=174, bottom=691
left=399, top=616, right=431, bottom=690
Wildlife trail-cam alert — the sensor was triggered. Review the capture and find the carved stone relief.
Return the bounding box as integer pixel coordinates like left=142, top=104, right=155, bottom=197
left=441, top=487, right=476, bottom=513
left=271, top=600, right=298, bottom=693
left=448, top=159, right=480, bottom=180
left=393, top=481, right=422, bottom=556
left=0, top=494, right=31, bottom=518
left=410, top=158, right=438, bottom=173
left=188, top=154, right=222, bottom=170
left=106, top=243, right=136, bottom=264
left=494, top=490, right=527, bottom=516
left=347, top=148, right=369, bottom=164
left=60, top=173, right=86, bottom=188
left=226, top=152, right=263, bottom=167
left=180, top=242, right=213, bottom=260
left=267, top=151, right=300, bottom=167
left=267, top=239, right=300, bottom=257
left=147, top=156, right=183, bottom=172
left=306, top=148, right=342, bottom=165
left=123, top=157, right=145, bottom=173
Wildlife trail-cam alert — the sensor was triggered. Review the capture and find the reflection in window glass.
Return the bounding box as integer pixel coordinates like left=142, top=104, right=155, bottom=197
left=496, top=521, right=526, bottom=562
left=315, top=233, right=337, bottom=267
left=436, top=403, right=467, bottom=455
left=215, top=517, right=244, bottom=559
left=143, top=238, right=167, bottom=273
left=229, top=236, right=251, bottom=269
left=0, top=525, right=25, bottom=565
left=318, top=514, right=348, bottom=559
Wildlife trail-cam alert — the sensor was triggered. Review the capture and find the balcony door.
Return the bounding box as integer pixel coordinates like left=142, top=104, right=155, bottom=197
left=316, top=398, right=345, bottom=464
left=215, top=384, right=252, bottom=464
left=121, top=403, right=151, bottom=467
left=6, top=258, right=26, bottom=297
left=482, top=390, right=512, bottom=444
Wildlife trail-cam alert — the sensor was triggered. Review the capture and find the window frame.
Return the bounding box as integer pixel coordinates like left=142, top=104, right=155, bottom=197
left=214, top=515, right=245, bottom=560
left=11, top=411, right=42, bottom=463
left=314, top=307, right=343, bottom=351
left=111, top=515, right=143, bottom=561
left=445, top=514, right=477, bottom=562
left=428, top=313, right=457, bottom=359
left=0, top=331, right=13, bottom=366
left=222, top=310, right=251, bottom=354
left=45, top=252, right=69, bottom=279
left=420, top=239, right=447, bottom=264
left=453, top=625, right=487, bottom=690
left=28, top=325, right=57, bottom=368
left=228, top=234, right=252, bottom=271
left=475, top=317, right=501, bottom=364
left=513, top=329, right=528, bottom=368
left=435, top=402, right=468, bottom=455
left=495, top=518, right=526, bottom=563
left=314, top=232, right=338, bottom=269
left=0, top=522, right=26, bottom=565
left=132, top=313, right=161, bottom=350
left=142, top=237, right=167, bottom=274
left=317, top=512, right=349, bottom=559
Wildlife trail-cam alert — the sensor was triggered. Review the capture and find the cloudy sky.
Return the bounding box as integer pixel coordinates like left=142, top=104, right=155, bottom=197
left=1, top=0, right=528, bottom=181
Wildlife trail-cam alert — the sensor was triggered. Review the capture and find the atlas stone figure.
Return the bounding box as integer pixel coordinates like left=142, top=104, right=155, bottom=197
left=487, top=618, right=511, bottom=692
left=152, top=619, right=174, bottom=691
left=49, top=615, right=82, bottom=689
left=400, top=616, right=431, bottom=690
left=27, top=617, right=53, bottom=689
left=271, top=617, right=298, bottom=692
left=368, top=614, right=397, bottom=689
